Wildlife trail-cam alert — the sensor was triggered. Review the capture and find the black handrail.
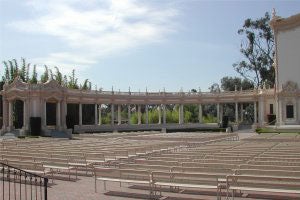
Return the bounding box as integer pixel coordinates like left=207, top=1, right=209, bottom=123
left=0, top=162, right=48, bottom=200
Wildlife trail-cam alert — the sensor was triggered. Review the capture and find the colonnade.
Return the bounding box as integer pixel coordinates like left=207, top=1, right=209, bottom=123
left=73, top=101, right=261, bottom=127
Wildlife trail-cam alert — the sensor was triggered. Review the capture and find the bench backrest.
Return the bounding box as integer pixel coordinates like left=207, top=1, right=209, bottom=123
left=227, top=175, right=300, bottom=190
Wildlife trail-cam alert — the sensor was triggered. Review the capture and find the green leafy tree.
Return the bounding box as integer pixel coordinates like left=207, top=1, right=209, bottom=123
left=30, top=65, right=38, bottom=84
left=40, top=65, right=49, bottom=83
left=233, top=12, right=275, bottom=88
left=221, top=76, right=254, bottom=91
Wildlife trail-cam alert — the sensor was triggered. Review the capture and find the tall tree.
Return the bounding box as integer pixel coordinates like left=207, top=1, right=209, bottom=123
left=30, top=65, right=38, bottom=84
left=221, top=76, right=254, bottom=91
left=233, top=12, right=275, bottom=88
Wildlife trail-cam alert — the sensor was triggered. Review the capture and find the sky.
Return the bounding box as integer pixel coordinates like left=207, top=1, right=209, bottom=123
left=0, top=0, right=299, bottom=92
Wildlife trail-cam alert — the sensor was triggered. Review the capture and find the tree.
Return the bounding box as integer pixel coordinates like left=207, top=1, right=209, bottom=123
left=221, top=76, right=254, bottom=91
left=40, top=65, right=49, bottom=83
left=30, top=65, right=38, bottom=84
left=233, top=12, right=275, bottom=88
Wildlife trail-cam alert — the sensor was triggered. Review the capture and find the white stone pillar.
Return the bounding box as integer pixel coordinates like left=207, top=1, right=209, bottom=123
left=127, top=105, right=131, bottom=125
left=61, top=100, right=67, bottom=130
left=56, top=101, right=61, bottom=129
left=23, top=100, right=27, bottom=130
left=79, top=103, right=82, bottom=126
left=111, top=104, right=115, bottom=125
left=240, top=103, right=244, bottom=122
left=95, top=104, right=98, bottom=125
left=118, top=105, right=121, bottom=125
left=278, top=99, right=282, bottom=125
left=138, top=105, right=142, bottom=125
left=145, top=105, right=149, bottom=124
left=2, top=99, right=8, bottom=131
left=198, top=104, right=203, bottom=124
left=43, top=101, right=47, bottom=127
left=158, top=105, right=161, bottom=124
left=98, top=104, right=102, bottom=125
left=235, top=102, right=238, bottom=123
left=254, top=102, right=257, bottom=124
left=8, top=101, right=13, bottom=131
left=217, top=103, right=220, bottom=122
left=179, top=104, right=184, bottom=124
left=258, top=97, right=265, bottom=126
left=220, top=104, right=223, bottom=121
left=163, top=105, right=166, bottom=124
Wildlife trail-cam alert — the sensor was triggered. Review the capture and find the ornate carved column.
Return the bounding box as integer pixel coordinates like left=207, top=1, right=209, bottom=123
left=118, top=104, right=121, bottom=125
left=179, top=104, right=184, bottom=124
left=2, top=99, right=8, bottom=132
left=23, top=100, right=27, bottom=131
left=127, top=104, right=131, bottom=125
left=8, top=100, right=13, bottom=131
left=98, top=104, right=102, bottom=125
left=258, top=96, right=265, bottom=126
left=79, top=103, right=82, bottom=126
left=254, top=101, right=257, bottom=124
left=137, top=105, right=142, bottom=125
left=61, top=99, right=67, bottom=130
left=56, top=101, right=61, bottom=130
left=145, top=105, right=149, bottom=124
left=95, top=104, right=98, bottom=125
left=235, top=102, right=238, bottom=123
left=111, top=104, right=115, bottom=125
left=198, top=104, right=203, bottom=123
left=217, top=103, right=220, bottom=122
left=240, top=103, right=244, bottom=122
left=162, top=104, right=166, bottom=124
left=43, top=100, right=47, bottom=127
left=158, top=105, right=161, bottom=124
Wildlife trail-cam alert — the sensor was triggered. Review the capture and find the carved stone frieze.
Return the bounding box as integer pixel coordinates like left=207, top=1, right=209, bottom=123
left=282, top=81, right=298, bottom=92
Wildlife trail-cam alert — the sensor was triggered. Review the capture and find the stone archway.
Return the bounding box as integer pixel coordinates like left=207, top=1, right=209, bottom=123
left=13, top=99, right=24, bottom=129
left=46, top=102, right=56, bottom=126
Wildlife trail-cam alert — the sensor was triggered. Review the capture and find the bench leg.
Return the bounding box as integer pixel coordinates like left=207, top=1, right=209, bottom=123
left=95, top=178, right=97, bottom=193
left=104, top=180, right=106, bottom=191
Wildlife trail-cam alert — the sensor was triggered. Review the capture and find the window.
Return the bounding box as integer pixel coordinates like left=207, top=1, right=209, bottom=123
left=286, top=105, right=294, bottom=119
left=269, top=104, right=274, bottom=114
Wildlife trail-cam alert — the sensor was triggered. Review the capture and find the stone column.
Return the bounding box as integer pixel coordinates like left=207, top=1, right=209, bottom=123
left=278, top=98, right=282, bottom=125
left=118, top=105, right=122, bottom=125
left=2, top=99, right=8, bottom=131
left=217, top=103, right=220, bottom=122
left=240, top=103, right=244, bottom=122
left=158, top=105, right=162, bottom=124
left=162, top=105, right=166, bottom=124
left=111, top=104, right=115, bottom=125
left=95, top=104, right=98, bottom=125
left=235, top=102, right=238, bottom=123
left=254, top=101, right=257, bottom=124
left=198, top=104, right=203, bottom=123
left=8, top=100, right=13, bottom=131
left=61, top=100, right=67, bottom=130
left=79, top=103, right=82, bottom=126
left=23, top=100, right=27, bottom=130
left=127, top=105, right=131, bottom=125
left=179, top=104, right=184, bottom=124
left=98, top=104, right=102, bottom=125
left=43, top=101, right=47, bottom=127
left=145, top=105, right=149, bottom=124
left=56, top=101, right=61, bottom=129
left=220, top=104, right=223, bottom=121
left=137, top=105, right=142, bottom=125
left=258, top=97, right=265, bottom=126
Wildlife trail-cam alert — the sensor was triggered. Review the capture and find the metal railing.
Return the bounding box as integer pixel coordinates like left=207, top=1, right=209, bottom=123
left=0, top=162, right=48, bottom=200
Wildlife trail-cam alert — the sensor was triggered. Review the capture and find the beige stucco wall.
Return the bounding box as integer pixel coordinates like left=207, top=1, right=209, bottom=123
left=277, top=26, right=300, bottom=89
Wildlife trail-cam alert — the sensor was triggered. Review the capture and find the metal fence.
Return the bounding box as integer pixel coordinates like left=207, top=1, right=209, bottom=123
left=0, top=162, right=48, bottom=200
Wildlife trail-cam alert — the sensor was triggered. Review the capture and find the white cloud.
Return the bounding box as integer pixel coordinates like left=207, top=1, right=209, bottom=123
left=8, top=0, right=178, bottom=73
